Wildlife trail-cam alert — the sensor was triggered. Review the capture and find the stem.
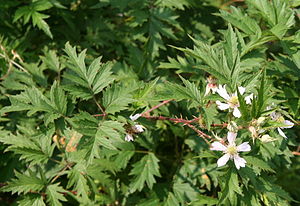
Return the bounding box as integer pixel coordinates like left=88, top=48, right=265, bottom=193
left=141, top=99, right=173, bottom=116
left=93, top=96, right=106, bottom=116
left=185, top=123, right=212, bottom=144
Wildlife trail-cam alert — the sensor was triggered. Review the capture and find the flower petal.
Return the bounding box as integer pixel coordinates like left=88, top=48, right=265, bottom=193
left=216, top=101, right=230, bottom=110
left=227, top=132, right=237, bottom=145
left=211, top=87, right=218, bottom=94
left=204, top=84, right=210, bottom=96
left=233, top=155, right=246, bottom=170
left=238, top=86, right=246, bottom=95
left=283, top=120, right=294, bottom=129
left=125, top=134, right=134, bottom=142
left=277, top=128, right=287, bottom=139
left=237, top=142, right=251, bottom=152
left=132, top=124, right=145, bottom=133
left=233, top=107, right=241, bottom=118
left=130, top=113, right=141, bottom=121
left=210, top=142, right=227, bottom=151
left=217, top=153, right=230, bottom=167
left=245, top=93, right=254, bottom=104
left=217, top=85, right=230, bottom=100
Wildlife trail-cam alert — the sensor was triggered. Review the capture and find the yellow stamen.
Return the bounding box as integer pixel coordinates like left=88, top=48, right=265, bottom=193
left=228, top=96, right=239, bottom=108
left=227, top=145, right=237, bottom=155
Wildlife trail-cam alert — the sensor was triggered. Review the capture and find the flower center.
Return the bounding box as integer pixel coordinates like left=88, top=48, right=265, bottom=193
left=227, top=145, right=237, bottom=155
left=228, top=96, right=239, bottom=108
left=276, top=116, right=285, bottom=123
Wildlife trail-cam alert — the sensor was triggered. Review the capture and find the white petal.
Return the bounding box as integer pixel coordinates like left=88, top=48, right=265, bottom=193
left=210, top=142, right=227, bottom=151
left=233, top=107, right=241, bottom=118
left=233, top=155, right=246, bottom=170
left=132, top=124, right=145, bottom=133
left=227, top=132, right=237, bottom=145
left=217, top=153, right=230, bottom=167
left=283, top=120, right=294, bottom=129
left=238, top=86, right=246, bottom=95
left=125, top=134, right=134, bottom=142
left=270, top=111, right=279, bottom=120
left=204, top=85, right=210, bottom=96
left=130, top=113, right=141, bottom=121
left=216, top=101, right=230, bottom=110
left=237, top=142, right=251, bottom=152
left=245, top=93, right=254, bottom=104
left=217, top=85, right=230, bottom=100
left=211, top=87, right=218, bottom=94
left=277, top=128, right=287, bottom=139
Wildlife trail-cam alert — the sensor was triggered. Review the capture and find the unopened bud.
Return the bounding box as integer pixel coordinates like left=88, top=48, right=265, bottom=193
left=227, top=121, right=238, bottom=132
left=257, top=117, right=266, bottom=125
left=248, top=126, right=258, bottom=138
left=260, top=134, right=275, bottom=143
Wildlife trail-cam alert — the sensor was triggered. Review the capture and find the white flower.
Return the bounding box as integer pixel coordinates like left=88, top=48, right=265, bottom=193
left=270, top=111, right=294, bottom=139
left=132, top=124, right=145, bottom=133
left=204, top=76, right=218, bottom=96
left=216, top=85, right=253, bottom=118
left=125, top=133, right=134, bottom=142
left=130, top=113, right=141, bottom=121
left=210, top=132, right=251, bottom=170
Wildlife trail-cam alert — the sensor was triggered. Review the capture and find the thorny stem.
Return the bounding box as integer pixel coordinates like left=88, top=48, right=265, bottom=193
left=185, top=123, right=212, bottom=144
left=141, top=99, right=173, bottom=117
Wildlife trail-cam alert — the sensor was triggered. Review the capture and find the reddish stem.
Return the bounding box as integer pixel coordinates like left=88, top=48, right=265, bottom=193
left=141, top=99, right=173, bottom=117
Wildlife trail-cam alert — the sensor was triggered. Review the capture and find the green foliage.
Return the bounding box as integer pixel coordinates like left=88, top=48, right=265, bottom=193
left=0, top=0, right=299, bottom=205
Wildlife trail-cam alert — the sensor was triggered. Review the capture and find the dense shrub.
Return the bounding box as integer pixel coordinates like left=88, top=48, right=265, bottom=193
left=0, top=0, right=299, bottom=205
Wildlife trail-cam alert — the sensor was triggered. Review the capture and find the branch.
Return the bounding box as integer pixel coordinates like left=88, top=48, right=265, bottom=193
left=141, top=99, right=173, bottom=116
left=185, top=123, right=211, bottom=144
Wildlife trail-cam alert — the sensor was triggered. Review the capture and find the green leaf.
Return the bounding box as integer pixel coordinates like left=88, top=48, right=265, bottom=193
left=1, top=171, right=45, bottom=195
left=41, top=50, right=62, bottom=72
left=164, top=192, right=179, bottom=206
left=14, top=0, right=53, bottom=38
left=102, top=84, right=135, bottom=114
left=18, top=194, right=46, bottom=206
left=0, top=131, right=54, bottom=165
left=129, top=153, right=161, bottom=193
left=191, top=194, right=218, bottom=206
left=246, top=0, right=295, bottom=39
left=173, top=182, right=200, bottom=203
left=219, top=6, right=261, bottom=35
left=67, top=163, right=90, bottom=202
left=244, top=156, right=275, bottom=173
left=219, top=168, right=243, bottom=204
left=63, top=42, right=114, bottom=100
left=85, top=121, right=124, bottom=163
left=46, top=183, right=67, bottom=206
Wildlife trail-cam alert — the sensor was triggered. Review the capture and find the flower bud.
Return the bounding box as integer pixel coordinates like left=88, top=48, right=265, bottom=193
left=257, top=117, right=266, bottom=125
left=248, top=126, right=258, bottom=138
left=260, top=134, right=275, bottom=143
left=227, top=121, right=238, bottom=133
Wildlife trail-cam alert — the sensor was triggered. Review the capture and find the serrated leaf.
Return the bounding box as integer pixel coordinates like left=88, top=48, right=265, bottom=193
left=18, top=194, right=46, bottom=206
left=0, top=132, right=54, bottom=165
left=173, top=182, right=199, bottom=203
left=244, top=156, right=275, bottom=173
left=85, top=121, right=124, bottom=163
left=41, top=50, right=62, bottom=72
left=63, top=42, right=114, bottom=100
left=67, top=163, right=90, bottom=202
left=129, top=153, right=161, bottom=193
left=102, top=84, right=135, bottom=114
left=164, top=192, right=179, bottom=206
left=1, top=171, right=45, bottom=195
left=46, top=183, right=67, bottom=206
